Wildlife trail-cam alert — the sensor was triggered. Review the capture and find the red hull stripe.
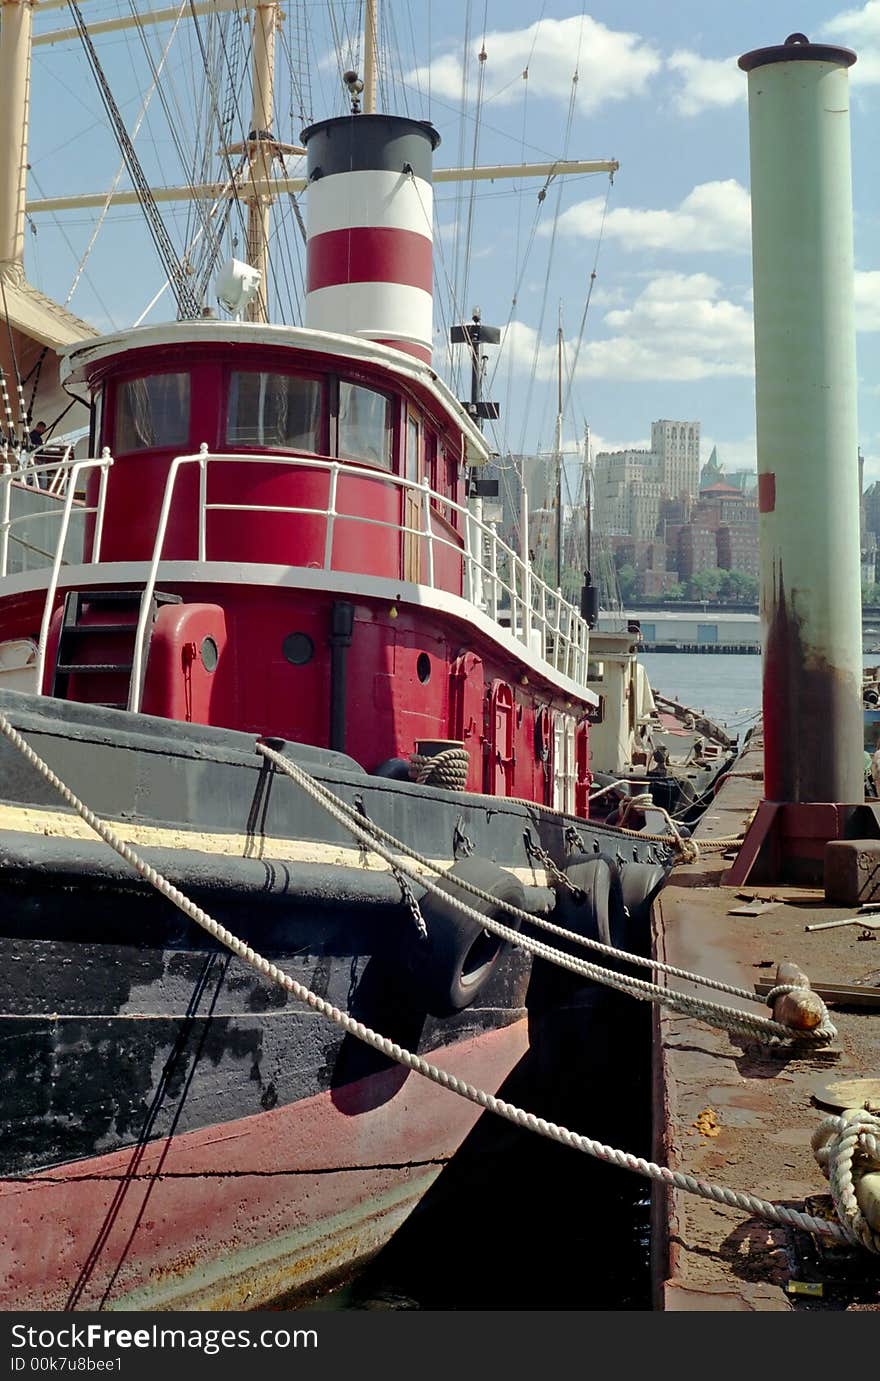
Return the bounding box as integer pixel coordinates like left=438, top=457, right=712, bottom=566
left=0, top=1021, right=528, bottom=1310
left=307, top=226, right=433, bottom=294
left=373, top=338, right=432, bottom=364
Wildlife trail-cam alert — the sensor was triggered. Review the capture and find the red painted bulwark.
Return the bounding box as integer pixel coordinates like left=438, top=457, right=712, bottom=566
left=0, top=1022, right=528, bottom=1310
left=307, top=227, right=433, bottom=294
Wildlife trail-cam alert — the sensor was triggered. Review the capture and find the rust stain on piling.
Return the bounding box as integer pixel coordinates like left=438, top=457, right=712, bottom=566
left=763, top=561, right=862, bottom=803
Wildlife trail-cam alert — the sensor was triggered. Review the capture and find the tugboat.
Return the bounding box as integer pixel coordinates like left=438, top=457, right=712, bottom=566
left=0, top=4, right=673, bottom=1311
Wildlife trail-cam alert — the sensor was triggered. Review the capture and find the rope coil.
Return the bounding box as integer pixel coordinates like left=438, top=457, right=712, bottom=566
left=409, top=747, right=469, bottom=791
left=812, top=1109, right=880, bottom=1255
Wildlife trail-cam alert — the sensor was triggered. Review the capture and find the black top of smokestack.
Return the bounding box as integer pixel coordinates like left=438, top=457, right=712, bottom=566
left=739, top=32, right=857, bottom=72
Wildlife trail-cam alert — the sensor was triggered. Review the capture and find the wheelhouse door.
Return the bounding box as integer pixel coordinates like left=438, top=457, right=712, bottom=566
left=403, top=411, right=421, bottom=582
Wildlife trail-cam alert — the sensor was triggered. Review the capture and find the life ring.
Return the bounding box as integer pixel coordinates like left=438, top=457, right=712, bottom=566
left=551, top=852, right=627, bottom=952
left=411, top=857, right=525, bottom=1017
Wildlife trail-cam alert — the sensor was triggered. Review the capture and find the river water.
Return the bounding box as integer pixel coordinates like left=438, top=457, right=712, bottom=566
left=641, top=651, right=762, bottom=734
left=642, top=649, right=879, bottom=737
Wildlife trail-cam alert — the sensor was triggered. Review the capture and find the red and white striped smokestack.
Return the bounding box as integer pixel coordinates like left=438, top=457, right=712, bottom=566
left=301, top=114, right=441, bottom=364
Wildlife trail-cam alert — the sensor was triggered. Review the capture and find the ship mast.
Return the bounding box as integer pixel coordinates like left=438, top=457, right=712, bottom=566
left=20, top=0, right=619, bottom=342
left=363, top=0, right=378, bottom=114
left=244, top=2, right=277, bottom=322
left=0, top=0, right=32, bottom=281
left=554, top=309, right=564, bottom=591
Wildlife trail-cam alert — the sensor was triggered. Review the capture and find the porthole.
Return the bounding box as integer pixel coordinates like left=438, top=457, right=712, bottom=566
left=283, top=632, right=314, bottom=666
left=200, top=636, right=219, bottom=672
left=417, top=652, right=431, bottom=684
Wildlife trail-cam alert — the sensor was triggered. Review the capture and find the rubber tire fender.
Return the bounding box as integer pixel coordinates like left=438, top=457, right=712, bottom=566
left=552, top=852, right=627, bottom=952
left=412, top=857, right=525, bottom=1017
left=619, top=861, right=669, bottom=932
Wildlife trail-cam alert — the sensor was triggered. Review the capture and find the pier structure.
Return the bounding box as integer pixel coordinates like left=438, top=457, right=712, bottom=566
left=729, top=32, right=873, bottom=884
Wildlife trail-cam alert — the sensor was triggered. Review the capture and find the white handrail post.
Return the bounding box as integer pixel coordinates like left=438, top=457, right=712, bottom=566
left=488, top=526, right=498, bottom=622
left=470, top=497, right=484, bottom=610
left=463, top=508, right=473, bottom=602
left=521, top=486, right=532, bottom=647
left=90, top=449, right=113, bottom=562
left=323, top=462, right=340, bottom=569
left=198, top=444, right=208, bottom=561
left=35, top=460, right=87, bottom=696
left=421, top=476, right=434, bottom=587
left=128, top=454, right=187, bottom=712
left=0, top=467, right=11, bottom=577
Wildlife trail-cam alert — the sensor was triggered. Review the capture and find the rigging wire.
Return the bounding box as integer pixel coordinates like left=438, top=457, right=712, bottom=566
left=28, top=167, right=119, bottom=328
left=65, top=3, right=188, bottom=308
left=449, top=0, right=472, bottom=389
left=64, top=0, right=201, bottom=318
left=457, top=0, right=489, bottom=339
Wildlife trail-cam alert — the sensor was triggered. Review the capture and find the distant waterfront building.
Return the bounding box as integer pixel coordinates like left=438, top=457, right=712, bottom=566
left=717, top=524, right=760, bottom=578
left=651, top=419, right=701, bottom=496
left=864, top=481, right=880, bottom=541
left=677, top=526, right=717, bottom=580
left=593, top=447, right=658, bottom=535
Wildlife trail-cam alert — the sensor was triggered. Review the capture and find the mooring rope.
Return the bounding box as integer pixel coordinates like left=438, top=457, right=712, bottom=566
left=0, top=709, right=873, bottom=1254
left=255, top=740, right=836, bottom=1047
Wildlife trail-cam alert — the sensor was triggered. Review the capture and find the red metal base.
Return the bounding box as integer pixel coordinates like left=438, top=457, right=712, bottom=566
left=725, top=800, right=880, bottom=886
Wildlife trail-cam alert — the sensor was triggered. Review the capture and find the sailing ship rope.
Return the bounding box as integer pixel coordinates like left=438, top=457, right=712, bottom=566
left=0, top=709, right=873, bottom=1254
left=65, top=8, right=189, bottom=310
left=65, top=0, right=201, bottom=319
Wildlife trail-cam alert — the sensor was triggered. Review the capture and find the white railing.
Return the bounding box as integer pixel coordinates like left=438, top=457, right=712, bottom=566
left=0, top=447, right=589, bottom=709
left=11, top=444, right=77, bottom=496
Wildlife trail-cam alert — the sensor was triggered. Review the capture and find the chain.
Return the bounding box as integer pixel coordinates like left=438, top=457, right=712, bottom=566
left=391, top=862, right=427, bottom=941
left=523, top=829, right=580, bottom=895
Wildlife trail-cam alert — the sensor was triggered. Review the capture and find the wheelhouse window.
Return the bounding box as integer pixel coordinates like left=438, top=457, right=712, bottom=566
left=226, top=372, right=322, bottom=452
left=115, top=373, right=190, bottom=452
left=338, top=382, right=391, bottom=468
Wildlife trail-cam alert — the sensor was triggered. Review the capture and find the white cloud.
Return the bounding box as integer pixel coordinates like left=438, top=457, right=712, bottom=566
left=501, top=273, right=755, bottom=383
left=408, top=15, right=660, bottom=112
left=549, top=179, right=751, bottom=254
left=700, top=434, right=757, bottom=474
left=589, top=432, right=651, bottom=457
left=823, top=3, right=880, bottom=83
left=856, top=270, right=880, bottom=330
left=666, top=51, right=745, bottom=116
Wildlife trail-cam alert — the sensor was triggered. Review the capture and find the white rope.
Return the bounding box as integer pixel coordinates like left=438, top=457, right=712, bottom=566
left=256, top=740, right=836, bottom=1047
left=811, top=1109, right=880, bottom=1255
left=0, top=710, right=867, bottom=1253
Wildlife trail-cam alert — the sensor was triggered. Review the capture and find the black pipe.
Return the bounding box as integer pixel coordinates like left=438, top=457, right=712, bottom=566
left=328, top=601, right=355, bottom=752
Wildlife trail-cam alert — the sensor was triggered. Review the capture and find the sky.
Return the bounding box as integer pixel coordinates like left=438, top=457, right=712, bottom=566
left=22, top=1, right=880, bottom=486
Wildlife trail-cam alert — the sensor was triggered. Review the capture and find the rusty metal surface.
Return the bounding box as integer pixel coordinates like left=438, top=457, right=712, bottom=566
left=652, top=734, right=880, bottom=1311
left=763, top=569, right=864, bottom=804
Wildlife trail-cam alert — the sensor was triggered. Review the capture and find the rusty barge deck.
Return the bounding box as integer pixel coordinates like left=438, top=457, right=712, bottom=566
left=651, top=735, right=880, bottom=1311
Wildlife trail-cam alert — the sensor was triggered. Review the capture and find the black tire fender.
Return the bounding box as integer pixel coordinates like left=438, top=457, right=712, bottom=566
left=551, top=852, right=627, bottom=952
left=618, top=861, right=669, bottom=951
left=412, top=857, right=525, bottom=1017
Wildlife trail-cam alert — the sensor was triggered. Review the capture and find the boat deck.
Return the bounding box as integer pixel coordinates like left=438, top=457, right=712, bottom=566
left=651, top=737, right=880, bottom=1310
